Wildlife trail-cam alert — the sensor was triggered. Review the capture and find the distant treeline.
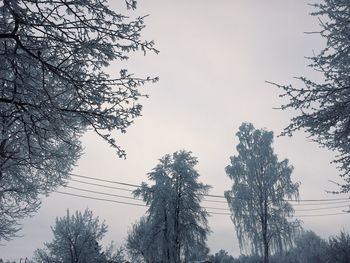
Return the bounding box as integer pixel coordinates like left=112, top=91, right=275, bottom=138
left=208, top=230, right=350, bottom=263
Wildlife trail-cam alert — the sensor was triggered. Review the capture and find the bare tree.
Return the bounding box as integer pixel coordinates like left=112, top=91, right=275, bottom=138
left=0, top=0, right=157, bottom=241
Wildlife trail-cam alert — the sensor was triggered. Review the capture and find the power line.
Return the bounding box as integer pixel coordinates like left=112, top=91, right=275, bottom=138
left=62, top=186, right=229, bottom=211
left=70, top=173, right=140, bottom=188
left=68, top=179, right=350, bottom=206
left=287, top=200, right=350, bottom=206
left=55, top=190, right=350, bottom=218
left=287, top=197, right=350, bottom=202
left=63, top=186, right=144, bottom=202
left=294, top=204, right=350, bottom=212
left=67, top=178, right=350, bottom=211
left=54, top=191, right=148, bottom=208
left=69, top=173, right=349, bottom=202
left=70, top=178, right=134, bottom=192
left=66, top=177, right=350, bottom=211
left=69, top=173, right=227, bottom=199
left=295, top=212, right=350, bottom=218
left=66, top=185, right=348, bottom=212
left=70, top=177, right=228, bottom=202
left=206, top=210, right=350, bottom=218
left=55, top=191, right=222, bottom=213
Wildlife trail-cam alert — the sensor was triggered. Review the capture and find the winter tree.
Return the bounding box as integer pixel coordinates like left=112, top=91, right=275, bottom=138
left=0, top=0, right=157, bottom=241
left=126, top=216, right=161, bottom=263
left=272, top=1, right=350, bottom=192
left=225, top=123, right=301, bottom=263
left=104, top=242, right=127, bottom=263
left=208, top=249, right=235, bottom=263
left=326, top=231, right=350, bottom=263
left=292, top=231, right=328, bottom=263
left=34, top=208, right=113, bottom=263
left=131, top=150, right=211, bottom=263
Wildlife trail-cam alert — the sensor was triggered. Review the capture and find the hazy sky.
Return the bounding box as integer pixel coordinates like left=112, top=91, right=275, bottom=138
left=2, top=0, right=350, bottom=261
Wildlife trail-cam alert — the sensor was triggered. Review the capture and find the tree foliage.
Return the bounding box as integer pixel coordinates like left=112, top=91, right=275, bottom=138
left=126, top=216, right=159, bottom=263
left=273, top=0, right=350, bottom=191
left=326, top=230, right=350, bottom=263
left=128, top=150, right=210, bottom=263
left=34, top=208, right=118, bottom=263
left=208, top=249, right=235, bottom=263
left=225, top=123, right=301, bottom=263
left=0, top=0, right=157, bottom=241
left=285, top=231, right=328, bottom=263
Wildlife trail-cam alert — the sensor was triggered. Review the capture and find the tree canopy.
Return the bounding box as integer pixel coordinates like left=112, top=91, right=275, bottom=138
left=129, top=150, right=210, bottom=263
left=273, top=0, right=350, bottom=192
left=35, top=209, right=107, bottom=263
left=0, top=0, right=157, bottom=241
left=225, top=123, right=301, bottom=263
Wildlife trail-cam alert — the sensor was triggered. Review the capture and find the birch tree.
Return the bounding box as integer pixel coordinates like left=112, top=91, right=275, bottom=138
left=225, top=123, right=301, bottom=263
left=132, top=150, right=211, bottom=263
left=0, top=0, right=157, bottom=241
left=273, top=0, right=350, bottom=192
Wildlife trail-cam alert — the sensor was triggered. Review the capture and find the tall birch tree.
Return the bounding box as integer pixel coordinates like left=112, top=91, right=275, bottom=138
left=225, top=123, right=301, bottom=263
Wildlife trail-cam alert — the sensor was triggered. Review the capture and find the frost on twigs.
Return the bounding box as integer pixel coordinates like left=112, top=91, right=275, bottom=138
left=128, top=150, right=211, bottom=263
left=225, top=123, right=301, bottom=263
left=0, top=0, right=158, bottom=241
left=272, top=1, right=350, bottom=191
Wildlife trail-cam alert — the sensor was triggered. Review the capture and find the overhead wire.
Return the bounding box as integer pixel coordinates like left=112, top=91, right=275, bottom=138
left=66, top=184, right=350, bottom=212
left=56, top=187, right=350, bottom=218
left=206, top=210, right=350, bottom=217
left=55, top=191, right=149, bottom=208
left=68, top=178, right=350, bottom=206
left=70, top=173, right=140, bottom=188
left=69, top=173, right=228, bottom=199
left=65, top=173, right=350, bottom=217
left=60, top=186, right=229, bottom=211
left=68, top=173, right=350, bottom=203
left=63, top=185, right=144, bottom=201
left=70, top=178, right=134, bottom=192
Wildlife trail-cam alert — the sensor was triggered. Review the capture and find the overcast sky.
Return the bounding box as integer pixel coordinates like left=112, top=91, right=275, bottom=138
left=2, top=0, right=350, bottom=261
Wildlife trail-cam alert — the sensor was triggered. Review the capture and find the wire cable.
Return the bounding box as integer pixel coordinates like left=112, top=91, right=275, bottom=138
left=63, top=186, right=144, bottom=202
left=70, top=178, right=134, bottom=192
left=206, top=210, right=350, bottom=218
left=55, top=190, right=350, bottom=218
left=54, top=191, right=149, bottom=207
left=69, top=173, right=227, bottom=199
left=66, top=182, right=350, bottom=212
left=70, top=173, right=140, bottom=188
left=69, top=173, right=349, bottom=202
left=68, top=179, right=350, bottom=207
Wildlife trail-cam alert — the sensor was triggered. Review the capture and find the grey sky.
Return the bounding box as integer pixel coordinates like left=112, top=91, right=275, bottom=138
left=1, top=0, right=350, bottom=260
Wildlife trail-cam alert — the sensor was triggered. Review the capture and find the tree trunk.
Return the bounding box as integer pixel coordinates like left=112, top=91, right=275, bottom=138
left=163, top=204, right=170, bottom=263
left=263, top=195, right=269, bottom=263
left=174, top=175, right=182, bottom=263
